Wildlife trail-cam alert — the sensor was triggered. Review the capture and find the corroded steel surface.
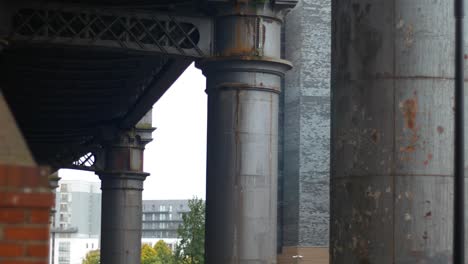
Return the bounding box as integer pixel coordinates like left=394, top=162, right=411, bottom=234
left=331, top=0, right=455, bottom=263
left=198, top=2, right=295, bottom=262
left=5, top=3, right=212, bottom=58
left=96, top=128, right=152, bottom=264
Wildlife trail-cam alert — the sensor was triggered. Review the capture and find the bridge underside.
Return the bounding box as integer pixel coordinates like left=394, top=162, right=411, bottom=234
left=0, top=1, right=299, bottom=264
left=0, top=45, right=190, bottom=168
left=0, top=0, right=459, bottom=264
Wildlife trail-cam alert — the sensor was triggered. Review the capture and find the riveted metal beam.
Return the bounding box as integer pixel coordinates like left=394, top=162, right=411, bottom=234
left=1, top=1, right=213, bottom=58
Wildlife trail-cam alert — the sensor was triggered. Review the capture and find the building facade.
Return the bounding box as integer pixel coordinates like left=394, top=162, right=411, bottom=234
left=278, top=1, right=331, bottom=263
left=51, top=179, right=190, bottom=263
left=141, top=200, right=190, bottom=250
left=51, top=178, right=102, bottom=264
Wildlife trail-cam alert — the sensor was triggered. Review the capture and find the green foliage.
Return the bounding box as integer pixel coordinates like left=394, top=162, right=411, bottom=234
left=82, top=250, right=100, bottom=264
left=81, top=199, right=206, bottom=264
left=141, top=244, right=158, bottom=264
left=154, top=240, right=174, bottom=264
left=174, top=198, right=205, bottom=264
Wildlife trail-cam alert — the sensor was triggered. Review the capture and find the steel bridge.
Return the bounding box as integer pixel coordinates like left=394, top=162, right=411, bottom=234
left=0, top=0, right=461, bottom=263
left=0, top=1, right=298, bottom=263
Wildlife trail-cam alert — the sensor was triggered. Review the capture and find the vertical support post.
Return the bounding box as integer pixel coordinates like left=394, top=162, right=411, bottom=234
left=96, top=126, right=152, bottom=264
left=331, top=0, right=455, bottom=263
left=454, top=0, right=465, bottom=262
left=198, top=2, right=294, bottom=263
left=49, top=172, right=61, bottom=264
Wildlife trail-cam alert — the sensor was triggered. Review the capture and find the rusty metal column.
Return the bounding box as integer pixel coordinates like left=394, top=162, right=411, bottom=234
left=331, top=0, right=454, bottom=263
left=96, top=126, right=153, bottom=264
left=198, top=1, right=295, bottom=263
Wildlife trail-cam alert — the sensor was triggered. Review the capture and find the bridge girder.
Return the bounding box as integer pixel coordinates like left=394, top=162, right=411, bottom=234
left=1, top=1, right=213, bottom=58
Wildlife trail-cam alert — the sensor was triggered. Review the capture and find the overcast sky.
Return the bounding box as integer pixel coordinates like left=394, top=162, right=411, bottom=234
left=59, top=63, right=207, bottom=200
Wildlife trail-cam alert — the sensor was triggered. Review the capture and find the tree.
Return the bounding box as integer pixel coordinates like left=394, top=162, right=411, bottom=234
left=141, top=244, right=158, bottom=264
left=82, top=250, right=100, bottom=264
left=153, top=240, right=174, bottom=264
left=174, top=198, right=205, bottom=264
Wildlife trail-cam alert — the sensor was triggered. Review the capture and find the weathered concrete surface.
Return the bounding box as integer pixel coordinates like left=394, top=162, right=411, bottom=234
left=0, top=91, right=35, bottom=166
left=281, top=0, right=331, bottom=249
left=331, top=0, right=454, bottom=263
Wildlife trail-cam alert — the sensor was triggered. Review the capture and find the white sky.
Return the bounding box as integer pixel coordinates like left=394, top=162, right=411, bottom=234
left=59, top=63, right=207, bottom=200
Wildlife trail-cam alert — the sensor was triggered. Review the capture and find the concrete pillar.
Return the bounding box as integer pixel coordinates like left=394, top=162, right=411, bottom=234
left=331, top=0, right=454, bottom=263
left=96, top=126, right=152, bottom=264
left=198, top=2, right=294, bottom=263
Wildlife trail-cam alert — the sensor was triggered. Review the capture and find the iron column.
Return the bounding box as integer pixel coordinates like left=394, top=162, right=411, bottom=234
left=198, top=2, right=295, bottom=263
left=96, top=124, right=153, bottom=264
left=331, top=0, right=455, bottom=263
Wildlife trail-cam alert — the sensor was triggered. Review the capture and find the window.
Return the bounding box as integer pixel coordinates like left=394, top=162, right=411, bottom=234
left=159, top=205, right=166, bottom=211
left=58, top=242, right=71, bottom=264
left=60, top=204, right=68, bottom=211
left=142, top=214, right=145, bottom=221
left=60, top=184, right=68, bottom=192
left=152, top=214, right=156, bottom=221
left=160, top=214, right=166, bottom=221
left=169, top=205, right=173, bottom=212
left=169, top=214, right=172, bottom=220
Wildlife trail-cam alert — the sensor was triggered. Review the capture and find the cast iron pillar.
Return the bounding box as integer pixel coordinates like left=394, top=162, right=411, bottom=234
left=331, top=0, right=454, bottom=263
left=96, top=125, right=153, bottom=264
left=198, top=1, right=295, bottom=263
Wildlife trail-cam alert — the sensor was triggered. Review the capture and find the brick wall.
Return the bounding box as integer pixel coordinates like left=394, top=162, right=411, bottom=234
left=0, top=164, right=54, bottom=264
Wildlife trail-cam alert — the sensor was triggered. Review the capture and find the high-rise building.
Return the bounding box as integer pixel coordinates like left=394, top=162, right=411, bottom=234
left=141, top=200, right=190, bottom=250
left=51, top=179, right=101, bottom=264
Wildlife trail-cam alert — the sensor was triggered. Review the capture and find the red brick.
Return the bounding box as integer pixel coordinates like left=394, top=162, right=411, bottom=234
left=2, top=261, right=47, bottom=264
left=29, top=210, right=50, bottom=224
left=0, top=242, right=23, bottom=257
left=21, top=167, right=39, bottom=188
left=0, top=193, right=54, bottom=208
left=0, top=209, right=24, bottom=223
left=4, top=227, right=49, bottom=241
left=26, top=244, right=48, bottom=258
left=0, top=165, right=49, bottom=189
left=6, top=166, right=22, bottom=188
left=0, top=165, right=7, bottom=186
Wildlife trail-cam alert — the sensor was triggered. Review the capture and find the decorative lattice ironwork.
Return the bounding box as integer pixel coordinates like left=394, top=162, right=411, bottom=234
left=10, top=7, right=210, bottom=57
left=72, top=152, right=96, bottom=168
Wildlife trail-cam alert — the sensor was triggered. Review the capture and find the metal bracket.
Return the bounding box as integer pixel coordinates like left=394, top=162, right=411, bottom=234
left=49, top=144, right=105, bottom=172
left=4, top=2, right=213, bottom=58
